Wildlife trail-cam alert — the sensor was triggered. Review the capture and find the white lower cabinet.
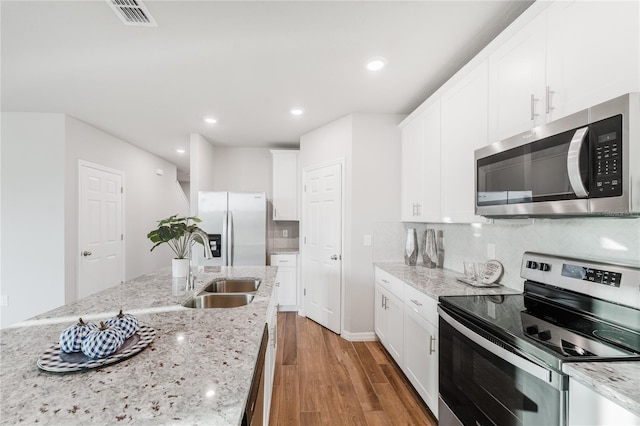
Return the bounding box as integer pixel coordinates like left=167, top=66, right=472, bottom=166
left=568, top=378, right=640, bottom=426
left=374, top=267, right=439, bottom=418
left=374, top=282, right=404, bottom=367
left=271, top=254, right=298, bottom=311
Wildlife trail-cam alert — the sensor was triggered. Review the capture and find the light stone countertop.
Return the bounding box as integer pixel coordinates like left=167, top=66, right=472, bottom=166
left=270, top=249, right=299, bottom=255
left=0, top=265, right=277, bottom=425
left=374, top=262, right=521, bottom=300
left=563, top=362, right=640, bottom=417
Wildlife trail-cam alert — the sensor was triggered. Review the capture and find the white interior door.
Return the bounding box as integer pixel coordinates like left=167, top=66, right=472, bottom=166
left=79, top=162, right=124, bottom=299
left=302, top=162, right=342, bottom=334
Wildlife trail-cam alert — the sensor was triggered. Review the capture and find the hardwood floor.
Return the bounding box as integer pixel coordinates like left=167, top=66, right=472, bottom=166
left=269, top=312, right=438, bottom=426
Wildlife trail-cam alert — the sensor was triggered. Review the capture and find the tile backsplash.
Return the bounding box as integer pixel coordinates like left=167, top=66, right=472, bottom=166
left=373, top=218, right=640, bottom=291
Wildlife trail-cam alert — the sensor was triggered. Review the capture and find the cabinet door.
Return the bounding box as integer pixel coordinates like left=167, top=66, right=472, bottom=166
left=401, top=116, right=424, bottom=221
left=441, top=61, right=489, bottom=223
left=568, top=378, right=640, bottom=426
left=489, top=11, right=547, bottom=142
left=546, top=0, right=640, bottom=121
left=419, top=100, right=441, bottom=222
left=404, top=306, right=438, bottom=418
left=276, top=266, right=297, bottom=307
left=385, top=289, right=404, bottom=367
left=374, top=284, right=388, bottom=343
left=271, top=150, right=299, bottom=220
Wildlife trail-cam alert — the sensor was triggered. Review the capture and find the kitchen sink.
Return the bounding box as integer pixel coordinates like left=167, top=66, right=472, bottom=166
left=183, top=293, right=255, bottom=309
left=199, top=278, right=261, bottom=294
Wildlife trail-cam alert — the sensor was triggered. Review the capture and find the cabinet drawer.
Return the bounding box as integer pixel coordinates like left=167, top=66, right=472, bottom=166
left=374, top=267, right=404, bottom=299
left=271, top=254, right=297, bottom=267
left=403, top=284, right=438, bottom=326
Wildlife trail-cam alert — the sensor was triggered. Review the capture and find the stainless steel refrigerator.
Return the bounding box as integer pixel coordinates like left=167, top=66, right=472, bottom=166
left=196, top=191, right=267, bottom=266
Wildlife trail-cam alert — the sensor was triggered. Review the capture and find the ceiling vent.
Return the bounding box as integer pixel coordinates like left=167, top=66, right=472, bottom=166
left=106, top=0, right=157, bottom=27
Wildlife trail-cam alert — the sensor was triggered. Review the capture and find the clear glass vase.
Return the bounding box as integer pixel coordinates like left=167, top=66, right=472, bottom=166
left=423, top=229, right=438, bottom=268
left=405, top=228, right=418, bottom=266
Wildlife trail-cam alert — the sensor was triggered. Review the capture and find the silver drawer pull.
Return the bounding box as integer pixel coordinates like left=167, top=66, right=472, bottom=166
left=382, top=279, right=390, bottom=284
left=410, top=299, right=423, bottom=307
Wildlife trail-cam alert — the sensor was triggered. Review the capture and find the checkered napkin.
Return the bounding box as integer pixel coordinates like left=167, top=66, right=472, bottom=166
left=59, top=319, right=98, bottom=353
left=105, top=310, right=140, bottom=339
left=81, top=322, right=126, bottom=359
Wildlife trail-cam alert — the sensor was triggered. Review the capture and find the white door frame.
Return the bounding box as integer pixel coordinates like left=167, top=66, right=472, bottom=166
left=300, top=157, right=346, bottom=335
left=77, top=160, right=126, bottom=297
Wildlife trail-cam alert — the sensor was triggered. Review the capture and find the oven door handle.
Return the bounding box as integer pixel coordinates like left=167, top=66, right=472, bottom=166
left=439, top=308, right=556, bottom=385
left=567, top=126, right=589, bottom=198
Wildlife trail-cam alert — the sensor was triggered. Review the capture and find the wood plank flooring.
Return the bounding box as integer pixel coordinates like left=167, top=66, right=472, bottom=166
left=269, top=312, right=438, bottom=425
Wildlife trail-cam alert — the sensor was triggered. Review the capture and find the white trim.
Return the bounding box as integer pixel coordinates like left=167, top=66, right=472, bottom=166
left=301, top=157, right=346, bottom=334
left=340, top=330, right=377, bottom=342
left=176, top=180, right=190, bottom=210
left=77, top=160, right=126, bottom=299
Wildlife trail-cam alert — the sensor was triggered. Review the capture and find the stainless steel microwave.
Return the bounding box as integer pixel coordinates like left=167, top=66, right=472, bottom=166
left=475, top=93, right=640, bottom=218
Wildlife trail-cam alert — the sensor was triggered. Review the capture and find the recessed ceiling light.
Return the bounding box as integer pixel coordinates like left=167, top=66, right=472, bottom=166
left=176, top=148, right=185, bottom=154
left=290, top=108, right=304, bottom=116
left=366, top=57, right=386, bottom=71
left=203, top=116, right=217, bottom=124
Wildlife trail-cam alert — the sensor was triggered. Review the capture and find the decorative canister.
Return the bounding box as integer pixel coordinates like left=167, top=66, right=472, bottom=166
left=404, top=228, right=418, bottom=266
left=423, top=229, right=438, bottom=268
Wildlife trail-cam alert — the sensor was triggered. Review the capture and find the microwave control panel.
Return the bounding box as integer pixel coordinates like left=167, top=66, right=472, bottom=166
left=591, top=115, right=623, bottom=198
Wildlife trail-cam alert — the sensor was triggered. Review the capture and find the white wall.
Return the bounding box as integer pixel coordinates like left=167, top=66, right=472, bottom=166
left=349, top=114, right=404, bottom=334
left=189, top=133, right=216, bottom=215
left=0, top=113, right=188, bottom=327
left=300, top=113, right=404, bottom=337
left=211, top=147, right=272, bottom=196
left=65, top=116, right=188, bottom=302
left=1, top=113, right=66, bottom=328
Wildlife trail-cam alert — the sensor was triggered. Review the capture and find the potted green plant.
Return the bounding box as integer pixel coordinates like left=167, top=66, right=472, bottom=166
left=147, top=215, right=204, bottom=277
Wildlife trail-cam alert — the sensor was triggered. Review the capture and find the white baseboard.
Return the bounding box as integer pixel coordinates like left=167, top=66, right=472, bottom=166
left=278, top=305, right=299, bottom=312
left=340, top=330, right=377, bottom=342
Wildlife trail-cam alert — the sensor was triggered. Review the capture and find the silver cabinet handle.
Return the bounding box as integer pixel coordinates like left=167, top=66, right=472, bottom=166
left=429, top=335, right=436, bottom=354
left=546, top=86, right=554, bottom=114
left=82, top=251, right=92, bottom=256
left=410, top=299, right=423, bottom=307
left=567, top=126, right=590, bottom=198
left=530, top=93, right=539, bottom=120
left=382, top=279, right=390, bottom=284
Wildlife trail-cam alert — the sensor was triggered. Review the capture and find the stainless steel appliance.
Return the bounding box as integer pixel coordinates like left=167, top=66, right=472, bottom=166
left=438, top=252, right=640, bottom=426
left=197, top=191, right=266, bottom=266
left=475, top=93, right=640, bottom=217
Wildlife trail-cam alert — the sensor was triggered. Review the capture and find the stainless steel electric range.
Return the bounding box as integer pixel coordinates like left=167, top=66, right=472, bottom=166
left=438, top=252, right=640, bottom=426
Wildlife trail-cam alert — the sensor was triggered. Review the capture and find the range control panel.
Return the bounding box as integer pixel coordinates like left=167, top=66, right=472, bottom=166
left=561, top=264, right=622, bottom=287
left=520, top=252, right=640, bottom=310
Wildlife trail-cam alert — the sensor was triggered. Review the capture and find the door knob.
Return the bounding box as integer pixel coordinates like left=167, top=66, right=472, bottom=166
left=330, top=255, right=339, bottom=260
left=82, top=251, right=92, bottom=256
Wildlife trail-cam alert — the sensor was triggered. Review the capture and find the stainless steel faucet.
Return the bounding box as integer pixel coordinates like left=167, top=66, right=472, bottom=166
left=185, top=228, right=214, bottom=291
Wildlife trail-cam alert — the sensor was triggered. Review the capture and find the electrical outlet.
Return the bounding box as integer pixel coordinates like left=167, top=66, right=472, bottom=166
left=363, top=234, right=372, bottom=246
left=1, top=295, right=8, bottom=307
left=282, top=229, right=288, bottom=238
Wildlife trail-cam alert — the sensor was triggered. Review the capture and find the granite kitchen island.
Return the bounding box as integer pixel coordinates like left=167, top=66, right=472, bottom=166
left=0, top=265, right=277, bottom=425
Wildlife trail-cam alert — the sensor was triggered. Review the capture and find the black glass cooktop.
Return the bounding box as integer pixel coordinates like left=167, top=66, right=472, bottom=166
left=439, top=282, right=640, bottom=370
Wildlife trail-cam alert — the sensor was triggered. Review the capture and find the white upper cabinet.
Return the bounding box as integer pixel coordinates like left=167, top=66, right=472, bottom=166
left=546, top=0, right=640, bottom=121
left=400, top=100, right=441, bottom=222
left=441, top=61, right=489, bottom=223
left=488, top=12, right=547, bottom=142
left=490, top=1, right=640, bottom=143
left=271, top=150, right=299, bottom=221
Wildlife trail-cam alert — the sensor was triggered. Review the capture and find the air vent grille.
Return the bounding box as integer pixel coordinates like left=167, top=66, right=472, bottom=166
left=106, top=0, right=157, bottom=27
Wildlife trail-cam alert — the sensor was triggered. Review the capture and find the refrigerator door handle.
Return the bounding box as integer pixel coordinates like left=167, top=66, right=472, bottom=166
left=222, top=211, right=228, bottom=266
left=228, top=211, right=234, bottom=266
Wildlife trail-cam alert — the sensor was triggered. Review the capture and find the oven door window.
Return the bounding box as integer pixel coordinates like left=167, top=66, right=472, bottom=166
left=476, top=128, right=585, bottom=206
left=439, top=319, right=562, bottom=426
